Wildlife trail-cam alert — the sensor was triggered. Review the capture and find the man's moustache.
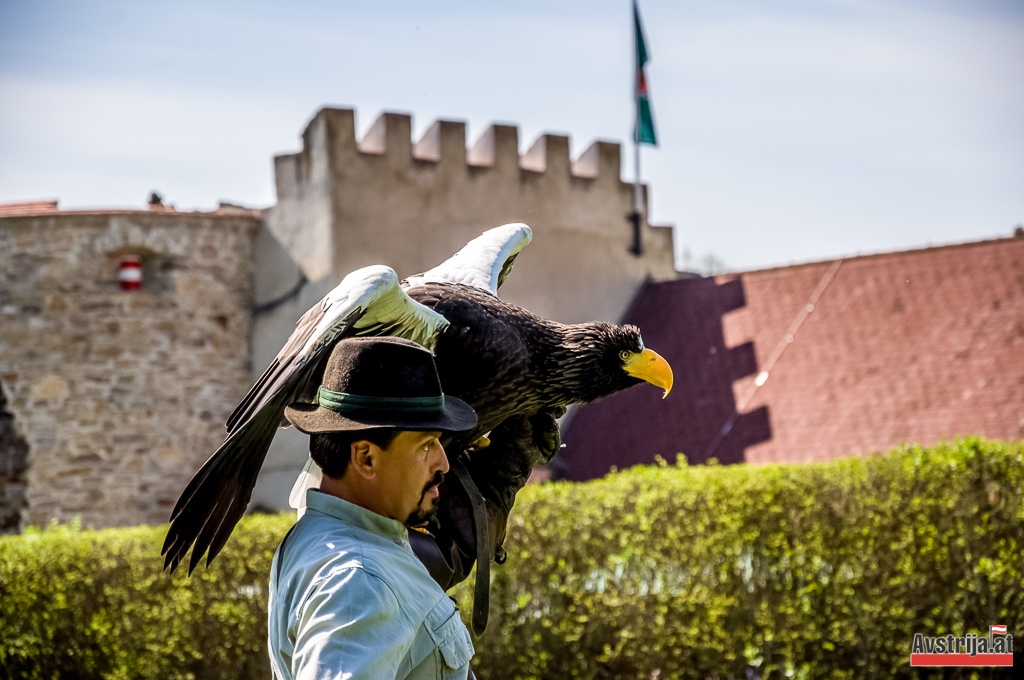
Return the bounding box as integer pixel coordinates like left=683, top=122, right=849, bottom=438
left=423, top=471, right=445, bottom=494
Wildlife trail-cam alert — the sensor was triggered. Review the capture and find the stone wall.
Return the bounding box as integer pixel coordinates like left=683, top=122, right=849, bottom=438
left=0, top=209, right=260, bottom=529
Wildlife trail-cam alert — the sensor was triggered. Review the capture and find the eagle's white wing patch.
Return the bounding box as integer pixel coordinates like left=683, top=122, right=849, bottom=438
left=227, top=265, right=448, bottom=433
left=305, top=264, right=450, bottom=355
left=404, top=223, right=532, bottom=296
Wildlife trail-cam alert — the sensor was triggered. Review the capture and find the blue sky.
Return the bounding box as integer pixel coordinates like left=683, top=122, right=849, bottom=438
left=1, top=0, right=1021, bottom=271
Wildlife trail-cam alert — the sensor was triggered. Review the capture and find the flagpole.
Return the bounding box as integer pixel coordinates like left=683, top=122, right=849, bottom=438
left=629, top=0, right=644, bottom=257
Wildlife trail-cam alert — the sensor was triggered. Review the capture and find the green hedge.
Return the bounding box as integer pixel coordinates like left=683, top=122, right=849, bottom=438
left=0, top=513, right=292, bottom=680
left=2, top=438, right=1022, bottom=679
left=468, top=437, right=1024, bottom=679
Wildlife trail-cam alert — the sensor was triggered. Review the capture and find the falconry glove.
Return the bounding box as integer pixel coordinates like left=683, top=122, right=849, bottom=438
left=465, top=406, right=565, bottom=552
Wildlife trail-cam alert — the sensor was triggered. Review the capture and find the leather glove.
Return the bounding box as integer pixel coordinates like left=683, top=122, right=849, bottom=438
left=467, top=406, right=565, bottom=515
left=465, top=406, right=565, bottom=559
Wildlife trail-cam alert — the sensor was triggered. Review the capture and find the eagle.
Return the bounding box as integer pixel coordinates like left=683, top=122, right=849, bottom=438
left=162, top=223, right=673, bottom=574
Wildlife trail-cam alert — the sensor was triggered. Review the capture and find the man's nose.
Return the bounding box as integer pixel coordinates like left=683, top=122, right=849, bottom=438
left=436, top=443, right=450, bottom=475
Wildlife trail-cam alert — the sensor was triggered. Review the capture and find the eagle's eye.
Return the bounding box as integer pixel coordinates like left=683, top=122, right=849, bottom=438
left=619, top=350, right=631, bottom=361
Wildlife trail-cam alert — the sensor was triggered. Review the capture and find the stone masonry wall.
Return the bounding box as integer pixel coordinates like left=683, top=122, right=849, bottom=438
left=0, top=210, right=259, bottom=529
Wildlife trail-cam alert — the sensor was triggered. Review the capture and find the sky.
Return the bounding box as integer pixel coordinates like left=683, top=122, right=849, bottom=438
left=1, top=0, right=1022, bottom=272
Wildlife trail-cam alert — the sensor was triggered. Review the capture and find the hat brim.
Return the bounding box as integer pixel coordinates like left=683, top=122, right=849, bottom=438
left=285, top=394, right=477, bottom=435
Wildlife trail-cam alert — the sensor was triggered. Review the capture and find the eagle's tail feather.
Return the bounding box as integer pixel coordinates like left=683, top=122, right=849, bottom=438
left=225, top=357, right=282, bottom=433
left=162, top=399, right=282, bottom=574
left=203, top=490, right=250, bottom=571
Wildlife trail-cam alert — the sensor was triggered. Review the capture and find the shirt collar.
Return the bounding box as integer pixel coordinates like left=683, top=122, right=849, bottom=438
left=305, top=488, right=408, bottom=541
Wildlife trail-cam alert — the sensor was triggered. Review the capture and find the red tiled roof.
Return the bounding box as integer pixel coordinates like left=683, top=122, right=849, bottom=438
left=560, top=236, right=1024, bottom=480
left=0, top=200, right=59, bottom=216
left=0, top=200, right=263, bottom=219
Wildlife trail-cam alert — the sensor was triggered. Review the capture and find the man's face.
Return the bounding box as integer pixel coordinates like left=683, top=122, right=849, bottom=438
left=373, top=430, right=449, bottom=527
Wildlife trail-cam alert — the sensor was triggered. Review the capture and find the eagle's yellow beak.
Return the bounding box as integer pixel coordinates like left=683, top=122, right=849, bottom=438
left=622, top=348, right=674, bottom=398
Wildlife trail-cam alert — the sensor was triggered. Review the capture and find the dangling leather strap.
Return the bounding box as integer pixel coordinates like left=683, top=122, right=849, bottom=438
left=451, top=455, right=491, bottom=638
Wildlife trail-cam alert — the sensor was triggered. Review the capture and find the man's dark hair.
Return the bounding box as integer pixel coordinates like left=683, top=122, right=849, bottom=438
left=310, top=428, right=401, bottom=478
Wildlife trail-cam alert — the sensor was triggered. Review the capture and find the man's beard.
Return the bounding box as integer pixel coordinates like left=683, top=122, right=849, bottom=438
left=404, top=471, right=445, bottom=527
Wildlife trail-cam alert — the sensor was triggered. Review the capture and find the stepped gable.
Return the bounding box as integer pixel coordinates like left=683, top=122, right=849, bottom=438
left=560, top=235, right=1024, bottom=480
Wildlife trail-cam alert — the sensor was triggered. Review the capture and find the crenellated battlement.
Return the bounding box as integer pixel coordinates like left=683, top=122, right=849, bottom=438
left=267, top=106, right=676, bottom=326
left=284, top=107, right=626, bottom=182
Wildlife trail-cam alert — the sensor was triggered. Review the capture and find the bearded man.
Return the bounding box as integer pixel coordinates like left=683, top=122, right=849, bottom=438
left=268, top=336, right=560, bottom=679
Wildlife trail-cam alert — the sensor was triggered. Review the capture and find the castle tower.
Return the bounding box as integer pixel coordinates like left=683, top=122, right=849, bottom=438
left=251, top=107, right=679, bottom=506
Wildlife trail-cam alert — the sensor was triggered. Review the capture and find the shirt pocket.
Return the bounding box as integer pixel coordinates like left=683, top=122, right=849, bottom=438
left=425, top=597, right=475, bottom=674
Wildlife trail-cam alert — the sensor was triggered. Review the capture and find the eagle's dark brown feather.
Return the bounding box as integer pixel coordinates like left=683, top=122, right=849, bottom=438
left=411, top=282, right=647, bottom=449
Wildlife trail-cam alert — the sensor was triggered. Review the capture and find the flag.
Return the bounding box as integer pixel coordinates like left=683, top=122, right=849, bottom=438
left=991, top=625, right=1007, bottom=636
left=633, top=0, right=657, bottom=145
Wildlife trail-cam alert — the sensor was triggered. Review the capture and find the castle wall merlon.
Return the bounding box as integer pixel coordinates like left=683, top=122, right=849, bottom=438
left=267, top=110, right=333, bottom=281
left=573, top=140, right=622, bottom=182
left=521, top=133, right=571, bottom=176
left=468, top=124, right=519, bottom=168
left=357, top=112, right=413, bottom=163
left=413, top=120, right=467, bottom=163
left=316, top=107, right=357, bottom=151
left=305, top=107, right=358, bottom=153
left=272, top=152, right=305, bottom=189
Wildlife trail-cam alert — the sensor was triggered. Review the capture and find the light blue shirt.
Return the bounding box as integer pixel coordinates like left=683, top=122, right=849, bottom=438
left=269, top=489, right=474, bottom=679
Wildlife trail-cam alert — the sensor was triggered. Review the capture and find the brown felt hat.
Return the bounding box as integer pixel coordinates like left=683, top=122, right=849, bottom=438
left=285, top=336, right=477, bottom=434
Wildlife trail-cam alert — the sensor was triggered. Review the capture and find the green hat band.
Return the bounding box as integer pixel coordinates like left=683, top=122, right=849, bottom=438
left=316, top=386, right=445, bottom=415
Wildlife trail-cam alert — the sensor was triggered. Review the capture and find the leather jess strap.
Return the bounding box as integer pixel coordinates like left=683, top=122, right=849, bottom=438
left=451, top=456, right=491, bottom=638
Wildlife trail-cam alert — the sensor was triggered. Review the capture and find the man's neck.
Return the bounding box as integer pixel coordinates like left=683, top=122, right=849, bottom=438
left=319, top=474, right=392, bottom=520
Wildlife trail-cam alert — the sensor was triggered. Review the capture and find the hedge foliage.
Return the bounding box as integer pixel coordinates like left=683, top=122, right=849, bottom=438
left=0, top=512, right=292, bottom=680
left=464, top=437, right=1024, bottom=679
left=1, top=438, right=1022, bottom=679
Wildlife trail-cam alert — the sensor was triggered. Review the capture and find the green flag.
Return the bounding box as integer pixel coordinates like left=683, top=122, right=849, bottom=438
left=633, top=0, right=657, bottom=146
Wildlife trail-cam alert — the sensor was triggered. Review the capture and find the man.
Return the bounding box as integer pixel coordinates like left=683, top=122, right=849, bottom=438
left=269, top=336, right=561, bottom=679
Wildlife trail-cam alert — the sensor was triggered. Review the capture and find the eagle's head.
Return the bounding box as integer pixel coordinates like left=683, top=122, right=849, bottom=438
left=562, top=323, right=674, bottom=402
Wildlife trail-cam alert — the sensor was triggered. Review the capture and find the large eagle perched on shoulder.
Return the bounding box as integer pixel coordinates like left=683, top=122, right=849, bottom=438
left=162, top=224, right=673, bottom=574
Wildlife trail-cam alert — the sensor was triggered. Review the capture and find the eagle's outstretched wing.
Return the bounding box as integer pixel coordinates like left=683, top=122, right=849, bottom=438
left=404, top=223, right=532, bottom=296
left=162, top=265, right=448, bottom=574
left=226, top=265, right=448, bottom=434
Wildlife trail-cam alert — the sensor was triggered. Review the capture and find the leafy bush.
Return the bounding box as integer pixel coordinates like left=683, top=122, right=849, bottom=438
left=0, top=513, right=292, bottom=680
left=462, top=437, right=1024, bottom=679
left=1, top=438, right=1021, bottom=679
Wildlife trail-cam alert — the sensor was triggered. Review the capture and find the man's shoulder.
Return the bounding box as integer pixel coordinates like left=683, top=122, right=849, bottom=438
left=274, top=515, right=394, bottom=618
left=278, top=513, right=447, bottom=615
left=279, top=513, right=410, bottom=587
left=280, top=513, right=371, bottom=575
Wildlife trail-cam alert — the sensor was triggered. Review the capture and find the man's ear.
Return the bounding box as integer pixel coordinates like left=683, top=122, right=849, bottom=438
left=349, top=440, right=376, bottom=480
